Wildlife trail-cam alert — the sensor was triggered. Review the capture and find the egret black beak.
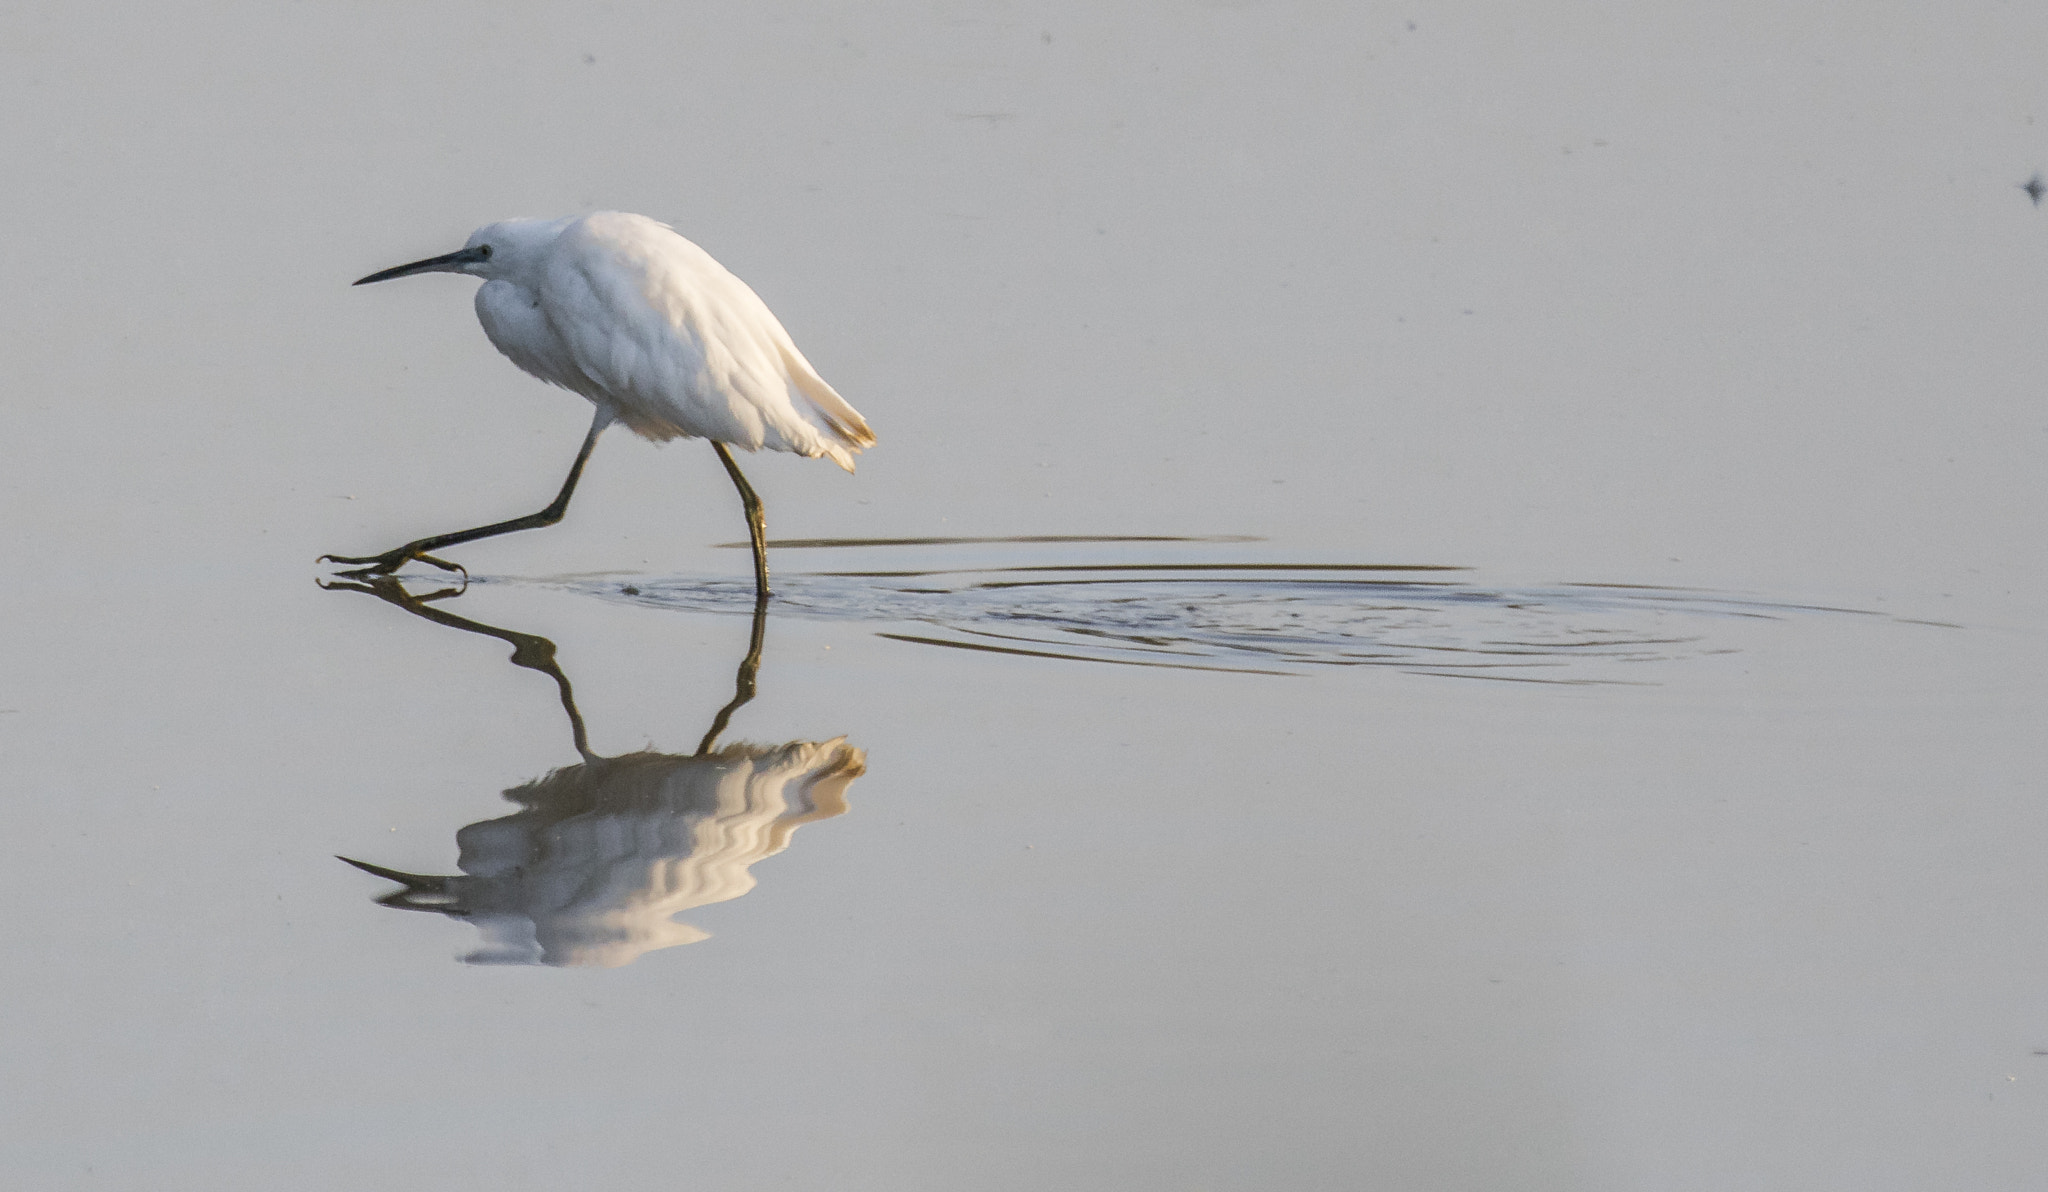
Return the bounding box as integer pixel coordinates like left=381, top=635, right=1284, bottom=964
left=354, top=245, right=488, bottom=286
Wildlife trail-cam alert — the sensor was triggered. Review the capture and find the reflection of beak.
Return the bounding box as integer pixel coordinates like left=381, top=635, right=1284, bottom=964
left=336, top=855, right=465, bottom=914
left=353, top=245, right=486, bottom=285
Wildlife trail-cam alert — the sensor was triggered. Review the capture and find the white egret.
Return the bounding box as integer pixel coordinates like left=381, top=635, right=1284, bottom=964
left=322, top=211, right=875, bottom=594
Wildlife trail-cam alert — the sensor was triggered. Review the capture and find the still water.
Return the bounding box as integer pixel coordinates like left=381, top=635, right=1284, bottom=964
left=3, top=3, right=2046, bottom=1189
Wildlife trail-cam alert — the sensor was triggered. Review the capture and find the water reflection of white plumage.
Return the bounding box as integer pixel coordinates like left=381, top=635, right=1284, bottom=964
left=325, top=576, right=864, bottom=967
left=360, top=741, right=862, bottom=967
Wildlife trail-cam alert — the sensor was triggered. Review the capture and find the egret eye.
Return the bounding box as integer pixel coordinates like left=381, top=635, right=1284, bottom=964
left=477, top=244, right=494, bottom=260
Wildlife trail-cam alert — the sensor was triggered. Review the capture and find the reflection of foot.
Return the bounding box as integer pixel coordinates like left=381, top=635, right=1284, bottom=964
left=317, top=572, right=468, bottom=602
left=317, top=548, right=468, bottom=580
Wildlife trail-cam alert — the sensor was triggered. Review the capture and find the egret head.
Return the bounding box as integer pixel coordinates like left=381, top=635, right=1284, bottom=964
left=353, top=218, right=566, bottom=286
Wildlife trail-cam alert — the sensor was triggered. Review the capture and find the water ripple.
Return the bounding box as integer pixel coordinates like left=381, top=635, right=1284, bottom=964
left=473, top=555, right=1941, bottom=683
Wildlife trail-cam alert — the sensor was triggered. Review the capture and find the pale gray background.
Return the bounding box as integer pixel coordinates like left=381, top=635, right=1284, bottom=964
left=1, top=3, right=2044, bottom=1189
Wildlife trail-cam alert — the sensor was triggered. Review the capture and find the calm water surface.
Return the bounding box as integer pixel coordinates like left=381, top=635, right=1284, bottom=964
left=3, top=4, right=2045, bottom=1189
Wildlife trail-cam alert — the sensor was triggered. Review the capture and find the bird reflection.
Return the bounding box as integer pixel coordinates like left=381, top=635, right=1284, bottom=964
left=321, top=575, right=864, bottom=967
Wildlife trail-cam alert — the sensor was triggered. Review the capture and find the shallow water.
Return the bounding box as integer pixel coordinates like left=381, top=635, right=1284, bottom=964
left=4, top=4, right=2047, bottom=1190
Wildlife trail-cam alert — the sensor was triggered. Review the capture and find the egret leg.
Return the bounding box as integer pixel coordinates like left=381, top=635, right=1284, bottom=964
left=321, top=414, right=608, bottom=577
left=711, top=442, right=770, bottom=597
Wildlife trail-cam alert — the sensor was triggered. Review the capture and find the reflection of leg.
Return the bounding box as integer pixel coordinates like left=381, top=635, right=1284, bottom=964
left=712, top=441, right=770, bottom=597
left=317, top=572, right=595, bottom=761
left=696, top=589, right=770, bottom=756
left=321, top=412, right=609, bottom=577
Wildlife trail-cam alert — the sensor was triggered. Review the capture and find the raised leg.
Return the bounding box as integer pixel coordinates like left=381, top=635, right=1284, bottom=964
left=711, top=441, right=770, bottom=597
left=321, top=412, right=610, bottom=577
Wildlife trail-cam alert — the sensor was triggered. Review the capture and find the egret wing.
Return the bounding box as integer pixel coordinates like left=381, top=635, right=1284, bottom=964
left=537, top=214, right=871, bottom=469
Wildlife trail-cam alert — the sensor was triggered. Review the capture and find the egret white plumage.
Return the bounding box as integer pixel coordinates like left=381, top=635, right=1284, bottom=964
left=322, top=211, right=875, bottom=595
